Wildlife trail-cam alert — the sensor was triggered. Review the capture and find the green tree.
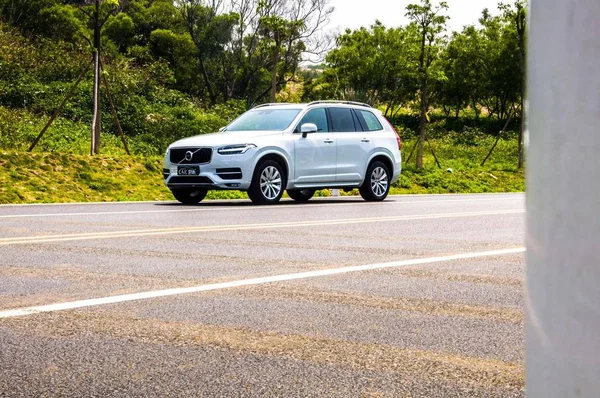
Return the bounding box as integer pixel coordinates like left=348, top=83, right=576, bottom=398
left=240, top=0, right=332, bottom=105
left=322, top=22, right=416, bottom=111
left=499, top=0, right=526, bottom=169
left=103, top=12, right=135, bottom=51
left=476, top=8, right=521, bottom=121
left=0, top=0, right=60, bottom=34
left=406, top=0, right=449, bottom=169
left=176, top=0, right=238, bottom=106
left=437, top=25, right=486, bottom=119
left=259, top=13, right=305, bottom=102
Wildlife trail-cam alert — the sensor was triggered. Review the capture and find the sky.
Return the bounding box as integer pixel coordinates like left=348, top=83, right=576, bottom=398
left=327, top=0, right=503, bottom=34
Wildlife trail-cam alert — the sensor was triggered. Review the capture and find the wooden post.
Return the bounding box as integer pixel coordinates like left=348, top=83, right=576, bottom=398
left=481, top=109, right=515, bottom=167
left=99, top=60, right=130, bottom=156
left=404, top=140, right=419, bottom=164
left=424, top=132, right=441, bottom=169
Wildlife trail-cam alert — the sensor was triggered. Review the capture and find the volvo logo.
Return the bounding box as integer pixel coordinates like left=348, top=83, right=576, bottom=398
left=184, top=151, right=194, bottom=161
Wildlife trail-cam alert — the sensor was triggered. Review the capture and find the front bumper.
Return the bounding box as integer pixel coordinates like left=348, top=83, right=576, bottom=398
left=163, top=151, right=254, bottom=190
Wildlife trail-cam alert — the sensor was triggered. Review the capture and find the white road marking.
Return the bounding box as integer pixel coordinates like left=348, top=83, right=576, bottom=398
left=0, top=192, right=524, bottom=208
left=0, top=247, right=526, bottom=318
left=0, top=197, right=524, bottom=219
left=0, top=209, right=525, bottom=246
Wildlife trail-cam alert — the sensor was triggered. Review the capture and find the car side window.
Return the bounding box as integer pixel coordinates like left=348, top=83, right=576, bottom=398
left=329, top=107, right=356, bottom=132
left=297, top=108, right=328, bottom=133
left=356, top=110, right=384, bottom=131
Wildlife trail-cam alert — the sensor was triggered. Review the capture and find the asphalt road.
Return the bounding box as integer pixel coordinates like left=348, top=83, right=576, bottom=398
left=0, top=193, right=525, bottom=397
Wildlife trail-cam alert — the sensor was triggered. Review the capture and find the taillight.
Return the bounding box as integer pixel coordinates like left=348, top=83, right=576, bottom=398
left=385, top=117, right=402, bottom=151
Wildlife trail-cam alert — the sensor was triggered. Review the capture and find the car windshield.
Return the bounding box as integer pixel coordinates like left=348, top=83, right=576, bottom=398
left=225, top=108, right=301, bottom=132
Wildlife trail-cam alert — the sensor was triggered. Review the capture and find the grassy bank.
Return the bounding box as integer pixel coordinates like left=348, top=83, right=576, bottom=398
left=0, top=151, right=170, bottom=203
left=0, top=135, right=524, bottom=204
left=393, top=134, right=525, bottom=194
left=0, top=151, right=256, bottom=204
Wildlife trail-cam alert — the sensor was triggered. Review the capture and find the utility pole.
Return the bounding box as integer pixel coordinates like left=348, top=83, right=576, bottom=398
left=527, top=0, right=600, bottom=396
left=90, top=0, right=101, bottom=155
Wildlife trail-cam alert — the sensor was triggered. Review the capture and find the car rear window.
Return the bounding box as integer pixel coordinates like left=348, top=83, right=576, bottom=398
left=356, top=110, right=384, bottom=131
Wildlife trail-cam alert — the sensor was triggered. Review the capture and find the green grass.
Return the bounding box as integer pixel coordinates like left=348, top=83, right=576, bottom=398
left=0, top=134, right=524, bottom=204
left=0, top=151, right=169, bottom=203
left=391, top=134, right=525, bottom=194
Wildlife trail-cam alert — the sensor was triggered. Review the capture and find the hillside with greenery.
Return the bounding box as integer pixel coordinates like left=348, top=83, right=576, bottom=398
left=0, top=0, right=526, bottom=203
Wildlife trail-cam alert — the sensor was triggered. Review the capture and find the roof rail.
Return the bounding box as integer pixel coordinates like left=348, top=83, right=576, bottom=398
left=308, top=100, right=372, bottom=108
left=252, top=102, right=294, bottom=109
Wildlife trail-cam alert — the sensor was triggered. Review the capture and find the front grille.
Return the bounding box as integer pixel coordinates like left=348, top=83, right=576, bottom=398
left=168, top=176, right=214, bottom=185
left=170, top=147, right=212, bottom=164
left=216, top=168, right=243, bottom=180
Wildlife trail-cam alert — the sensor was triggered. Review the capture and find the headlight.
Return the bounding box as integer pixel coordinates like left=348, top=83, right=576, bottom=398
left=217, top=144, right=256, bottom=155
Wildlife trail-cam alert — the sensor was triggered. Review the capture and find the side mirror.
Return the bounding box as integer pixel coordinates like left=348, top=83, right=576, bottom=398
left=218, top=126, right=226, bottom=132
left=300, top=123, right=318, bottom=138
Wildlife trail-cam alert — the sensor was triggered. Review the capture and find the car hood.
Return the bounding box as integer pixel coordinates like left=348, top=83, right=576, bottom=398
left=169, top=131, right=283, bottom=148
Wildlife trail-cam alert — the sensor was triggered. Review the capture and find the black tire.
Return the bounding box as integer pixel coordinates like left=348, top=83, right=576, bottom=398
left=171, top=188, right=208, bottom=205
left=287, top=189, right=316, bottom=202
left=247, top=160, right=285, bottom=205
left=359, top=161, right=391, bottom=202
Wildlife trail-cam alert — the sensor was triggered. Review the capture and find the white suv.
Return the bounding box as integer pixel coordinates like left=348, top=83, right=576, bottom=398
left=163, top=101, right=402, bottom=205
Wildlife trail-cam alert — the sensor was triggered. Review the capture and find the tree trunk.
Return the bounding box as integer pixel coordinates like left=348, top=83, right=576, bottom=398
left=518, top=90, right=525, bottom=169
left=417, top=82, right=427, bottom=169
left=472, top=97, right=479, bottom=120
left=416, top=27, right=427, bottom=169
left=198, top=54, right=216, bottom=106
left=270, top=41, right=280, bottom=103
left=90, top=0, right=101, bottom=155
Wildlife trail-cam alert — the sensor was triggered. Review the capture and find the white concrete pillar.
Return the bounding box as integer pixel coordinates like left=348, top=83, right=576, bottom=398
left=527, top=0, right=600, bottom=396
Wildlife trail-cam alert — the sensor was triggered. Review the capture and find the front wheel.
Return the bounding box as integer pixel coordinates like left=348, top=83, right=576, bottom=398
left=359, top=161, right=391, bottom=202
left=247, top=160, right=285, bottom=205
left=171, top=188, right=208, bottom=205
left=287, top=189, right=316, bottom=203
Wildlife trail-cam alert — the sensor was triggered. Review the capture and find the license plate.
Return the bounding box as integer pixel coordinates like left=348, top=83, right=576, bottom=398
left=177, top=166, right=199, bottom=176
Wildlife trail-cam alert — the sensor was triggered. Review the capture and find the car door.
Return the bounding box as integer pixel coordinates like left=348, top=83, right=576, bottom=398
left=331, top=107, right=375, bottom=183
left=293, top=107, right=337, bottom=185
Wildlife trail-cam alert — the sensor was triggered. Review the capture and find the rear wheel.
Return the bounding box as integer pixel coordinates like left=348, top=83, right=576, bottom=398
left=287, top=189, right=316, bottom=202
left=247, top=160, right=285, bottom=205
left=359, top=161, right=390, bottom=202
left=171, top=188, right=208, bottom=205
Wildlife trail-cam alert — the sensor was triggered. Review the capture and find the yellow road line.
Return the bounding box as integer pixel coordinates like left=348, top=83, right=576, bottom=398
left=0, top=209, right=524, bottom=246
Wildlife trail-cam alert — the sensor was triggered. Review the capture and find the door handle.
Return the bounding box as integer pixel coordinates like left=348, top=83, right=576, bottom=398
left=361, top=138, right=371, bottom=143
left=324, top=139, right=334, bottom=143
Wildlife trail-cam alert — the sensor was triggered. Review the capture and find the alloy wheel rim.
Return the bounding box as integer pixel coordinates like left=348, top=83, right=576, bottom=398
left=260, top=166, right=282, bottom=200
left=370, top=167, right=388, bottom=197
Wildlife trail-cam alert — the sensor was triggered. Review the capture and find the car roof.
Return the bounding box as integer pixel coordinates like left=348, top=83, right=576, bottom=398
left=252, top=101, right=374, bottom=111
